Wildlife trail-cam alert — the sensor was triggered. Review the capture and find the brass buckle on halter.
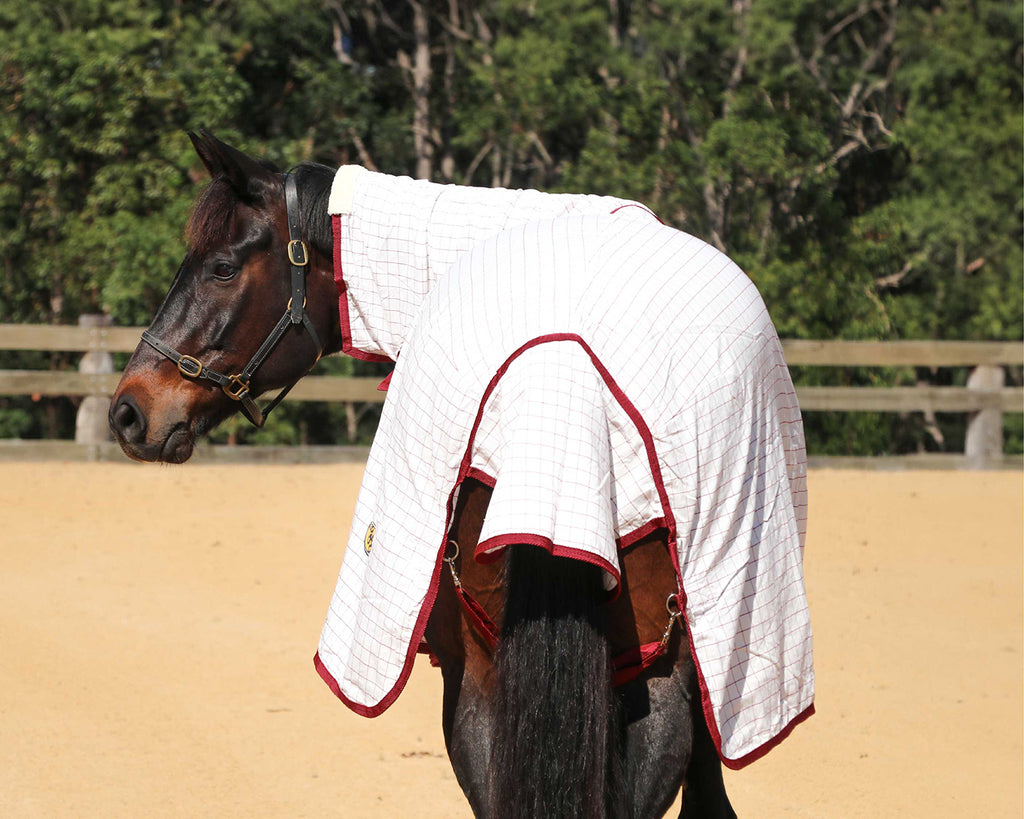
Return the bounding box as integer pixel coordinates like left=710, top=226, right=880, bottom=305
left=287, top=239, right=309, bottom=266
left=177, top=356, right=203, bottom=378
left=222, top=374, right=250, bottom=401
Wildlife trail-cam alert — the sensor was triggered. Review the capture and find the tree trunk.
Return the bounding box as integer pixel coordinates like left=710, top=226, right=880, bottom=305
left=411, top=0, right=433, bottom=180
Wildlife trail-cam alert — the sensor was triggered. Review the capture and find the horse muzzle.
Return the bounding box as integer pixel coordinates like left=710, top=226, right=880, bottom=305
left=109, top=381, right=199, bottom=464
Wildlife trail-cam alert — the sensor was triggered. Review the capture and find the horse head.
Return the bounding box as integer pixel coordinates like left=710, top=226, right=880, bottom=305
left=109, top=131, right=340, bottom=463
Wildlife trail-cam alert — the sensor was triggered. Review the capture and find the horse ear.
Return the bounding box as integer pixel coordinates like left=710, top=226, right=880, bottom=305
left=188, top=129, right=225, bottom=179
left=187, top=129, right=279, bottom=204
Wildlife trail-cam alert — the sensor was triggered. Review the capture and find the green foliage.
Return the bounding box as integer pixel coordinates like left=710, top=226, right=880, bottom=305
left=1005, top=413, right=1024, bottom=455
left=880, top=0, right=1024, bottom=341
left=1, top=0, right=1020, bottom=454
left=0, top=402, right=32, bottom=438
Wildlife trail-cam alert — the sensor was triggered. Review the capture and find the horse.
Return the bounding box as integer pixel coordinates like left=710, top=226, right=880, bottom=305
left=111, top=131, right=811, bottom=816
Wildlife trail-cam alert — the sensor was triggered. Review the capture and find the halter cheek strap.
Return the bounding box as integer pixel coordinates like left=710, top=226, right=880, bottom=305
left=141, top=173, right=322, bottom=428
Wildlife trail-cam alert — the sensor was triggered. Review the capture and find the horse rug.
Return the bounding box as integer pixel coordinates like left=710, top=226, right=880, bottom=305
left=315, top=167, right=814, bottom=768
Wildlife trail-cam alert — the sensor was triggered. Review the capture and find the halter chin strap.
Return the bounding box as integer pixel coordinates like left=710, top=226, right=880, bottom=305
left=141, top=173, right=322, bottom=428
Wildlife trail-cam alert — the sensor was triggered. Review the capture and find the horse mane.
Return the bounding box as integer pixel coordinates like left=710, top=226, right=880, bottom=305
left=185, top=178, right=238, bottom=257
left=292, top=161, right=335, bottom=259
left=184, top=160, right=335, bottom=259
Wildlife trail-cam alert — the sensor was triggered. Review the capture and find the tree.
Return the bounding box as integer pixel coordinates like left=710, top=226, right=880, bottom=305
left=1, top=0, right=1019, bottom=452
left=0, top=0, right=379, bottom=439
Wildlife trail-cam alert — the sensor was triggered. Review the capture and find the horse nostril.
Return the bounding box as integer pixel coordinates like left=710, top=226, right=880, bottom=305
left=109, top=395, right=147, bottom=443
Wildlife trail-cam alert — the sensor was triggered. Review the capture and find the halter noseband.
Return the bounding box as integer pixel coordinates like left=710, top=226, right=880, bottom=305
left=141, top=173, right=322, bottom=428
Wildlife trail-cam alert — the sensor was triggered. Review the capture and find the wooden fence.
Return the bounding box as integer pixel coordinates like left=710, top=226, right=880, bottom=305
left=1, top=321, right=1021, bottom=465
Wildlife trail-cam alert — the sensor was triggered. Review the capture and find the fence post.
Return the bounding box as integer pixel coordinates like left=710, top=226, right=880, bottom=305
left=74, top=314, right=114, bottom=448
left=964, top=365, right=1004, bottom=465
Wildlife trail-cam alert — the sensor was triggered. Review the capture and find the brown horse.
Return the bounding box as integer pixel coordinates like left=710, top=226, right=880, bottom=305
left=110, top=131, right=736, bottom=817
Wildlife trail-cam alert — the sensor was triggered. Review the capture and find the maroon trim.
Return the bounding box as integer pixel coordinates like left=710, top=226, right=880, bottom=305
left=331, top=214, right=393, bottom=364
left=314, top=651, right=345, bottom=701
left=377, top=372, right=393, bottom=392
left=679, top=595, right=728, bottom=762
left=464, top=466, right=496, bottom=488
left=609, top=202, right=664, bottom=224
left=475, top=532, right=622, bottom=596
left=611, top=640, right=669, bottom=687
left=455, top=584, right=500, bottom=649
left=721, top=703, right=816, bottom=770
left=617, top=517, right=668, bottom=550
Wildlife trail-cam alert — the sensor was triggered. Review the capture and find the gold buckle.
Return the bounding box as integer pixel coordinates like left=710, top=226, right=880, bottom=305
left=177, top=356, right=203, bottom=378
left=287, top=239, right=309, bottom=266
left=222, top=374, right=250, bottom=401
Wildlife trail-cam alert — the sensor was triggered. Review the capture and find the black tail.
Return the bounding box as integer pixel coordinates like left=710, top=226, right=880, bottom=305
left=490, top=545, right=623, bottom=818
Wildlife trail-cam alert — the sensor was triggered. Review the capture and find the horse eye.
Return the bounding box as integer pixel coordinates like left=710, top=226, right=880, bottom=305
left=212, top=262, right=238, bottom=282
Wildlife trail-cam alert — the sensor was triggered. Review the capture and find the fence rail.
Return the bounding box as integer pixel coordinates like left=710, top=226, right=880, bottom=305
left=3, top=323, right=1021, bottom=365
left=0, top=370, right=386, bottom=403
left=3, top=371, right=1020, bottom=414
left=0, top=323, right=144, bottom=354
left=1, top=323, right=1022, bottom=464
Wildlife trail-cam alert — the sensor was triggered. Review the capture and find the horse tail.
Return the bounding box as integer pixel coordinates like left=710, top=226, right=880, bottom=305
left=490, top=544, right=623, bottom=818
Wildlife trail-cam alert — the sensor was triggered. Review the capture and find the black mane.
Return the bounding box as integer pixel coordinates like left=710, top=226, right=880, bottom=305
left=292, top=161, right=336, bottom=259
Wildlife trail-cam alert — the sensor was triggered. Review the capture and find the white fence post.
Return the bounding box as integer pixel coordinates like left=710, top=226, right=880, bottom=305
left=964, top=365, right=1005, bottom=464
left=74, top=314, right=114, bottom=447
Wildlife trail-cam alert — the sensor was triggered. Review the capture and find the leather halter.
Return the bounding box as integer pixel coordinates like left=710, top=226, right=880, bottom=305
left=141, top=174, right=322, bottom=428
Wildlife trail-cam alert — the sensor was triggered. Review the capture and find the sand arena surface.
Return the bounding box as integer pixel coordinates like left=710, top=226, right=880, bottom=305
left=0, top=462, right=1020, bottom=817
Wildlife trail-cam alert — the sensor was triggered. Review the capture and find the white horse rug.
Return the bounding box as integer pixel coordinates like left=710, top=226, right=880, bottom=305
left=315, top=167, right=814, bottom=768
